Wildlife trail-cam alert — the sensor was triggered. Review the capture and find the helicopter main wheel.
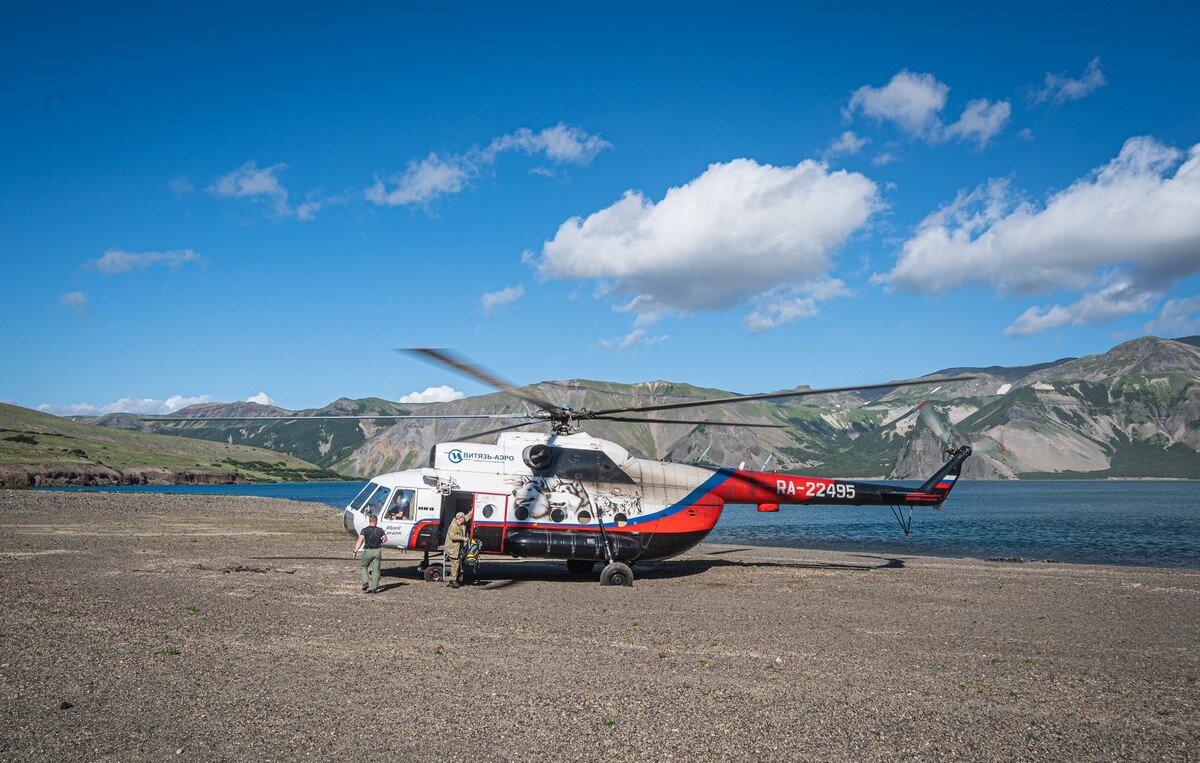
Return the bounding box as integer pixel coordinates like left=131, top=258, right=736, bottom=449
left=423, top=566, right=444, bottom=583
left=566, top=559, right=597, bottom=575
left=599, top=562, right=634, bottom=587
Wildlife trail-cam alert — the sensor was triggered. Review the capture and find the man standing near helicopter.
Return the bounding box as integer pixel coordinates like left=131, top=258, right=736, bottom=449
left=353, top=515, right=387, bottom=594
left=444, top=512, right=469, bottom=588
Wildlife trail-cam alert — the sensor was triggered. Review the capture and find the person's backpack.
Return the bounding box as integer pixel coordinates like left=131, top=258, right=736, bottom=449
left=464, top=539, right=483, bottom=568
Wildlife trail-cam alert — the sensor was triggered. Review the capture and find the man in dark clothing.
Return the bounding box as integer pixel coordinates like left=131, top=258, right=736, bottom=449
left=353, top=515, right=387, bottom=594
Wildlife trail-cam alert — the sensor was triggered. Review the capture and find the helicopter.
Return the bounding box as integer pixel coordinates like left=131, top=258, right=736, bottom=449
left=151, top=349, right=974, bottom=586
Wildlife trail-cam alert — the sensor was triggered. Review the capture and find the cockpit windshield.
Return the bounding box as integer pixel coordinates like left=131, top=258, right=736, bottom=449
left=349, top=482, right=377, bottom=511
left=364, top=487, right=391, bottom=517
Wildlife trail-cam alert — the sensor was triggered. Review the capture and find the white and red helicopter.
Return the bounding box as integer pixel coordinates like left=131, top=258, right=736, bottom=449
left=160, top=349, right=974, bottom=586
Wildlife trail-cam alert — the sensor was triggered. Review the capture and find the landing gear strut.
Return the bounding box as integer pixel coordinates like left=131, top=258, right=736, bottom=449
left=593, top=506, right=635, bottom=587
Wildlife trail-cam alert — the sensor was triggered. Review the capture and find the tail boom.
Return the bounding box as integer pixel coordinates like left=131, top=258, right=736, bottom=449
left=712, top=446, right=973, bottom=508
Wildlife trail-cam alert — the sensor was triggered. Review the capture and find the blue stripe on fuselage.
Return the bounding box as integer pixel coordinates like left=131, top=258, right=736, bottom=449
left=624, top=467, right=736, bottom=526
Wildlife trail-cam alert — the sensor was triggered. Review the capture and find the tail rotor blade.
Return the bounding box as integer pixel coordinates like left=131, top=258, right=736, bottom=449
left=917, top=402, right=953, bottom=448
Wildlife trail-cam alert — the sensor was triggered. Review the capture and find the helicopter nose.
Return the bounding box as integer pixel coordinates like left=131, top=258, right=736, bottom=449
left=342, top=509, right=359, bottom=537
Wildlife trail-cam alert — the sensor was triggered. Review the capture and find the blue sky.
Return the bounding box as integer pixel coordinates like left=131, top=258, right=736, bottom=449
left=3, top=1, right=1199, bottom=414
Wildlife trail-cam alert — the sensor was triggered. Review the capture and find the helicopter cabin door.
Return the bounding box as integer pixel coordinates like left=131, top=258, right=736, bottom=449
left=471, top=492, right=508, bottom=553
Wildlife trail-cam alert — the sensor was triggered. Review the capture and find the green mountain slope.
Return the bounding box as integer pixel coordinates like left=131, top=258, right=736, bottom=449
left=0, top=404, right=340, bottom=486
left=88, top=397, right=412, bottom=468
left=83, top=335, right=1200, bottom=480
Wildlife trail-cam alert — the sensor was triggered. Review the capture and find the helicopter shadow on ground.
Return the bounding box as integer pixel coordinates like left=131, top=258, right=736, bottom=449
left=448, top=553, right=908, bottom=590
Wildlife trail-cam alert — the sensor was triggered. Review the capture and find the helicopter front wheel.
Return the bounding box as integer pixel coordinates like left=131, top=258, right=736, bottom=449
left=599, top=562, right=634, bottom=587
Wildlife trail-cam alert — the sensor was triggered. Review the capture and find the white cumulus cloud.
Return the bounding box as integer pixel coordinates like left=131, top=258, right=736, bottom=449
left=847, top=70, right=949, bottom=138
left=533, top=158, right=879, bottom=316
left=58, top=291, right=88, bottom=317
left=398, top=386, right=465, bottom=404
left=1031, top=57, right=1107, bottom=106
left=882, top=137, right=1200, bottom=297
left=39, top=394, right=215, bottom=417
left=366, top=123, right=610, bottom=208
left=86, top=248, right=202, bottom=275
left=480, top=285, right=525, bottom=315
left=246, top=392, right=276, bottom=406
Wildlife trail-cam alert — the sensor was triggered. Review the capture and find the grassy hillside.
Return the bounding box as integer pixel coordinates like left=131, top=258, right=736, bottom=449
left=0, top=404, right=341, bottom=486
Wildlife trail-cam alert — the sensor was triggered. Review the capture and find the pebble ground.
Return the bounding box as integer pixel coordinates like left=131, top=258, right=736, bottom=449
left=1, top=491, right=1197, bottom=761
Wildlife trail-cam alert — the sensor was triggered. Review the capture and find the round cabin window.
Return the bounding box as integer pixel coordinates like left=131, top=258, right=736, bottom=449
left=576, top=510, right=592, bottom=524
left=614, top=512, right=629, bottom=527
left=482, top=504, right=496, bottom=519
left=551, top=508, right=567, bottom=523
left=514, top=506, right=529, bottom=521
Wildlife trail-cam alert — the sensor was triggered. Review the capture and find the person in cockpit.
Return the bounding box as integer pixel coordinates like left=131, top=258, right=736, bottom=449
left=385, top=491, right=411, bottom=521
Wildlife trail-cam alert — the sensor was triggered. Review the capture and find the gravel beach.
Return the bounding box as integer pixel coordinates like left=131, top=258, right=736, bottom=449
left=1, top=491, right=1197, bottom=761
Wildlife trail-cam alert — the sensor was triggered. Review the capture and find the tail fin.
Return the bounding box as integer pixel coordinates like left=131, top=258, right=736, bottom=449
left=919, top=445, right=972, bottom=501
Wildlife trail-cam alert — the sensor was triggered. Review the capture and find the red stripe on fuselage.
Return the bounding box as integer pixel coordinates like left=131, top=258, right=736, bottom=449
left=713, top=470, right=836, bottom=504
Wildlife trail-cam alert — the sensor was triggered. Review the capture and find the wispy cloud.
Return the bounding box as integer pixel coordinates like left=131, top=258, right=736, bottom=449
left=1143, top=296, right=1200, bottom=336
left=1030, top=57, right=1106, bottom=106
left=845, top=70, right=1011, bottom=149
left=208, top=161, right=335, bottom=221
left=1004, top=276, right=1160, bottom=337
left=744, top=278, right=852, bottom=333
left=365, top=123, right=611, bottom=208
left=85, top=248, right=202, bottom=275
left=826, top=131, right=869, bottom=157
left=58, top=291, right=88, bottom=317
left=480, top=285, right=525, bottom=315
left=167, top=175, right=194, bottom=197
left=944, top=98, right=1012, bottom=149
left=597, top=327, right=669, bottom=352
left=39, top=394, right=214, bottom=417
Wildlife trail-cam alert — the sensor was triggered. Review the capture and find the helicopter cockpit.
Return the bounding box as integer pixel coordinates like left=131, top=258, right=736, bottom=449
left=342, top=473, right=458, bottom=553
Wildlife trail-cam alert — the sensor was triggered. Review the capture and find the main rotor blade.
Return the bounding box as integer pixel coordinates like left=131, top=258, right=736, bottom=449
left=401, top=347, right=559, bottom=414
left=455, top=420, right=545, bottom=442
left=137, top=413, right=533, bottom=422
left=591, top=415, right=784, bottom=428
left=590, top=375, right=977, bottom=416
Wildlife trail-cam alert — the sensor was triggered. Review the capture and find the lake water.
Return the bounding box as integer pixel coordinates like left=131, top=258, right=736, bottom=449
left=41, top=480, right=1200, bottom=569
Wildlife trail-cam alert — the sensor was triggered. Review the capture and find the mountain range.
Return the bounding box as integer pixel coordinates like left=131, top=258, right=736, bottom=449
left=74, top=334, right=1200, bottom=481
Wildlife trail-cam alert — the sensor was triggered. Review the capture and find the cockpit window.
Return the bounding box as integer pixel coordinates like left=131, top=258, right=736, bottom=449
left=350, top=482, right=377, bottom=511
left=384, top=489, right=416, bottom=521
left=364, top=487, right=391, bottom=517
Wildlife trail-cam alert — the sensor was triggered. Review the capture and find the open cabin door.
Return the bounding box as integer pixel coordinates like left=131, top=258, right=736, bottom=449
left=471, top=492, right=508, bottom=553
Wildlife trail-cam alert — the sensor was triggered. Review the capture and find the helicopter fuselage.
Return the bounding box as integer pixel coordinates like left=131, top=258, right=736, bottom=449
left=342, top=430, right=971, bottom=564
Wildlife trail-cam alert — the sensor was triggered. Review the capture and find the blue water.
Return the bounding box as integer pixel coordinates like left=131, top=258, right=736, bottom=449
left=41, top=480, right=1200, bottom=569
